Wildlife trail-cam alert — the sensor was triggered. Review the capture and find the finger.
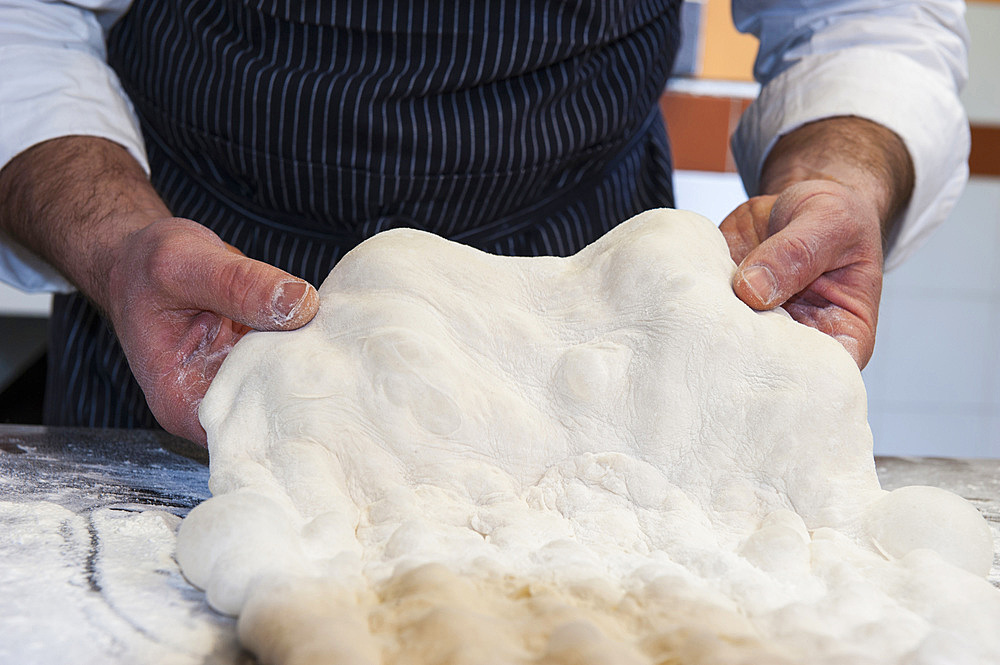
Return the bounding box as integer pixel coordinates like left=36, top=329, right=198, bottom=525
left=169, top=235, right=320, bottom=331
left=201, top=252, right=319, bottom=331
left=719, top=204, right=758, bottom=265
left=732, top=198, right=853, bottom=311
left=719, top=196, right=776, bottom=265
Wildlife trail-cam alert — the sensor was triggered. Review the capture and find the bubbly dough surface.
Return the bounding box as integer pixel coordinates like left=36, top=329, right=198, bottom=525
left=177, top=209, right=999, bottom=665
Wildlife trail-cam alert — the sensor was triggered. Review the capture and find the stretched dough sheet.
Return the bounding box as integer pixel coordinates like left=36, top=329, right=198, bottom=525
left=178, top=209, right=1000, bottom=665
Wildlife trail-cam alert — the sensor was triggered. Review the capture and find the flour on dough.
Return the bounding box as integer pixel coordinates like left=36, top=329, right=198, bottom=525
left=177, top=209, right=999, bottom=665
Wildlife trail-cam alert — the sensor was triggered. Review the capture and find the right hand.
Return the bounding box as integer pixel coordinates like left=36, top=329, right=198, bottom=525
left=106, top=218, right=319, bottom=445
left=720, top=180, right=885, bottom=368
left=0, top=137, right=318, bottom=445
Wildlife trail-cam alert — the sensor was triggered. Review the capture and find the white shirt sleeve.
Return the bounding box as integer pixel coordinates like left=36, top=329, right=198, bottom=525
left=730, top=0, right=970, bottom=270
left=0, top=0, right=141, bottom=293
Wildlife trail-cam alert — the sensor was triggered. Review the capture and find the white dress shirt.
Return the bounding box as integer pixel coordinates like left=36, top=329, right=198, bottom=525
left=0, top=0, right=970, bottom=291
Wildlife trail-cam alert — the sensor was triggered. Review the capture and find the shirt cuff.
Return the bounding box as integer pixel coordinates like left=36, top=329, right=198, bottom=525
left=0, top=239, right=74, bottom=294
left=0, top=43, right=149, bottom=292
left=731, top=47, right=970, bottom=271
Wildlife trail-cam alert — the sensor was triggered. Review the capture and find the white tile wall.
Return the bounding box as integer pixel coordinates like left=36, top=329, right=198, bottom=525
left=673, top=170, right=749, bottom=224
left=962, top=2, right=1000, bottom=127
left=865, top=176, right=1000, bottom=459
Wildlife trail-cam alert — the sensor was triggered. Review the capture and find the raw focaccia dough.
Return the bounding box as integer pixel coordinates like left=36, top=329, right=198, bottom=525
left=177, top=209, right=998, bottom=665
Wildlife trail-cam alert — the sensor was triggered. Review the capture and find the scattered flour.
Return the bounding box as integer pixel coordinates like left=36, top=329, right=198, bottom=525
left=177, top=209, right=1000, bottom=664
left=0, top=501, right=240, bottom=663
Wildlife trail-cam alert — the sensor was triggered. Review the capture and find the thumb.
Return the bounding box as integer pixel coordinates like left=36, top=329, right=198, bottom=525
left=182, top=239, right=320, bottom=331
left=732, top=212, right=842, bottom=311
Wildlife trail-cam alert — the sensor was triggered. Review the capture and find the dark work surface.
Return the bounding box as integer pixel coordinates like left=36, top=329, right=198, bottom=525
left=0, top=424, right=210, bottom=516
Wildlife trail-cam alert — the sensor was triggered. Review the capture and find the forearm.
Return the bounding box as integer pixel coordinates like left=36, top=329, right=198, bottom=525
left=758, top=116, right=915, bottom=253
left=0, top=136, right=169, bottom=312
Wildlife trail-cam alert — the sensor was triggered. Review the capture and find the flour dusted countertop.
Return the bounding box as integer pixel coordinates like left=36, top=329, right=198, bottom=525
left=0, top=424, right=998, bottom=663
left=0, top=425, right=247, bottom=664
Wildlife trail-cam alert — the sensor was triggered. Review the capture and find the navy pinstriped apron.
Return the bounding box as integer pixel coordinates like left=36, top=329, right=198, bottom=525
left=45, top=0, right=681, bottom=429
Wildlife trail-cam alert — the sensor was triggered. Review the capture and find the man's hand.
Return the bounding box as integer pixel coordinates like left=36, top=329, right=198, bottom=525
left=0, top=136, right=318, bottom=444
left=107, top=218, right=318, bottom=445
left=721, top=117, right=915, bottom=368
left=721, top=180, right=883, bottom=366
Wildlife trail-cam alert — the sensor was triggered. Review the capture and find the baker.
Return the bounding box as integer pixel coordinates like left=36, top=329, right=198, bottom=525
left=0, top=1, right=969, bottom=445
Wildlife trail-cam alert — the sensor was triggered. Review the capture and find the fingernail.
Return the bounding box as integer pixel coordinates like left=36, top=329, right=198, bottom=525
left=273, top=280, right=308, bottom=320
left=740, top=265, right=777, bottom=306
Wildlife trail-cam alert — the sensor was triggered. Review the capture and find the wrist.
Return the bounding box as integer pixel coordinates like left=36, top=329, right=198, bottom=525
left=0, top=136, right=171, bottom=312
left=758, top=116, right=914, bottom=250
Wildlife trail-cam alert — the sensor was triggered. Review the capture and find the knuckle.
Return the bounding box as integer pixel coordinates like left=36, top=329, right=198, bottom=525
left=218, top=259, right=257, bottom=307
left=143, top=237, right=181, bottom=289
left=138, top=227, right=189, bottom=294
left=219, top=258, right=275, bottom=316
left=779, top=234, right=820, bottom=275
left=135, top=219, right=212, bottom=293
left=749, top=195, right=776, bottom=220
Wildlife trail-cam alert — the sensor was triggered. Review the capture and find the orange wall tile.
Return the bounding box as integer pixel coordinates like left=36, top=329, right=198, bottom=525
left=700, top=0, right=757, bottom=82
left=969, top=125, right=1000, bottom=177
left=659, top=91, right=750, bottom=172
left=661, top=91, right=1000, bottom=178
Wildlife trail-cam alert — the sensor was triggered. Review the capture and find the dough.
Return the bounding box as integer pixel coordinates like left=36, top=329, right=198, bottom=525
left=176, top=209, right=1000, bottom=665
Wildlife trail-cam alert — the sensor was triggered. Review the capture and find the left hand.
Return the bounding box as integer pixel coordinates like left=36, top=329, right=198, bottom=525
left=720, top=178, right=885, bottom=368
left=106, top=218, right=320, bottom=445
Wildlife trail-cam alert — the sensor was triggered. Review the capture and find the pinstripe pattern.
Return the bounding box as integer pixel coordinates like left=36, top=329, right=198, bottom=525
left=45, top=0, right=680, bottom=430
